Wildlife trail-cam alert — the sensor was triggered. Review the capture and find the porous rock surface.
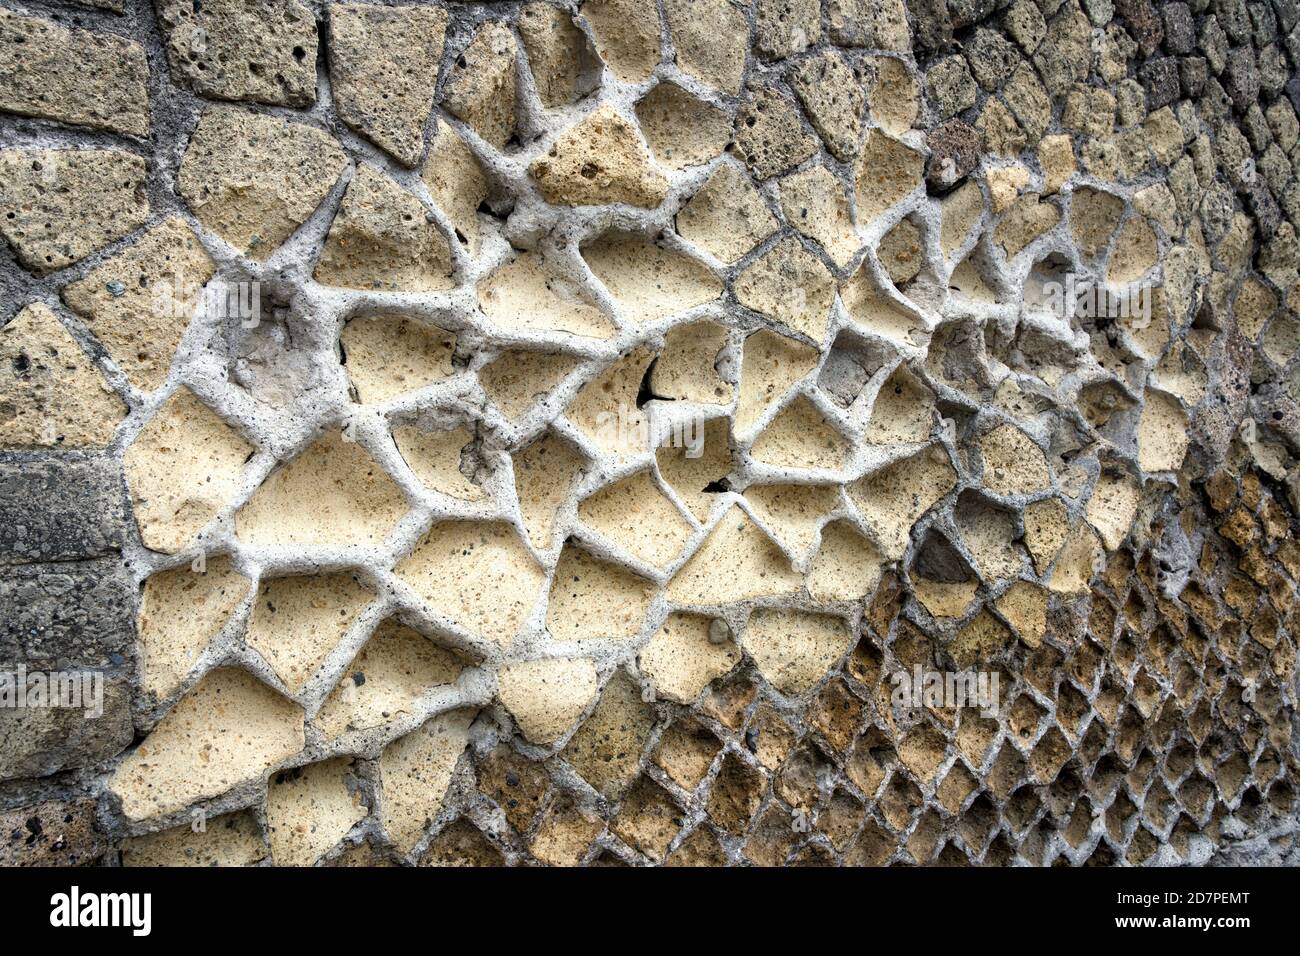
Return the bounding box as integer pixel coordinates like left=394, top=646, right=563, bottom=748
left=1, top=0, right=1299, bottom=868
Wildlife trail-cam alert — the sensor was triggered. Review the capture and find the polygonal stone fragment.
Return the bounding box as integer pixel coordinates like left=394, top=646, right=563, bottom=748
left=581, top=0, right=661, bottom=83
left=549, top=542, right=655, bottom=644
left=854, top=131, right=923, bottom=225
left=442, top=22, right=517, bottom=148
left=121, top=811, right=267, bottom=867
left=743, top=608, right=848, bottom=695
left=0, top=9, right=149, bottom=136
left=733, top=84, right=818, bottom=180
left=578, top=470, right=695, bottom=569
left=806, top=519, right=883, bottom=601
left=744, top=483, right=840, bottom=556
left=635, top=82, right=731, bottom=170
left=978, top=424, right=1052, bottom=496
left=380, top=709, right=475, bottom=854
left=0, top=150, right=149, bottom=275
left=246, top=571, right=374, bottom=692
left=156, top=0, right=317, bottom=106
left=235, top=430, right=408, bottom=548
left=329, top=3, right=447, bottom=166
left=62, top=218, right=217, bottom=392
left=734, top=237, right=836, bottom=342
left=583, top=235, right=721, bottom=325
left=137, top=555, right=249, bottom=699
left=179, top=107, right=347, bottom=260
left=733, top=329, right=820, bottom=438
left=640, top=612, right=741, bottom=704
left=497, top=657, right=599, bottom=744
left=394, top=520, right=545, bottom=646
left=563, top=671, right=654, bottom=797
left=565, top=347, right=656, bottom=457
left=750, top=396, right=852, bottom=472
left=267, top=757, right=367, bottom=865
left=480, top=349, right=582, bottom=422
left=779, top=165, right=862, bottom=267
left=315, top=165, right=455, bottom=292
left=663, top=0, right=748, bottom=95
left=655, top=416, right=733, bottom=520
left=531, top=106, right=668, bottom=208
left=676, top=162, right=778, bottom=264
left=126, top=387, right=254, bottom=554
left=520, top=2, right=594, bottom=108
left=848, top=446, right=957, bottom=560
left=393, top=425, right=485, bottom=502
left=479, top=251, right=615, bottom=340
left=340, top=313, right=457, bottom=404
left=513, top=429, right=589, bottom=550
left=1136, top=390, right=1189, bottom=473
left=791, top=51, right=865, bottom=161
left=666, top=505, right=802, bottom=605
left=316, top=618, right=467, bottom=739
left=422, top=119, right=489, bottom=256
left=109, top=668, right=305, bottom=821
left=0, top=303, right=127, bottom=449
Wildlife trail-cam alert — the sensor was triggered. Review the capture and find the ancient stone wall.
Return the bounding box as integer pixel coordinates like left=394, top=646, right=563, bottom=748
left=1, top=0, right=1299, bottom=866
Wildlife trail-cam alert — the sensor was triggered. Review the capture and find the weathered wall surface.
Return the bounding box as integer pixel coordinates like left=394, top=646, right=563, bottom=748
left=1, top=0, right=1299, bottom=866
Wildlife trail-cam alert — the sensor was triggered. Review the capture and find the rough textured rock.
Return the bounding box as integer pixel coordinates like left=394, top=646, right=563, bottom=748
left=178, top=106, right=347, bottom=259
left=0, top=9, right=149, bottom=136
left=329, top=3, right=447, bottom=167
left=155, top=0, right=318, bottom=107
left=0, top=150, right=149, bottom=274
left=5, top=0, right=1300, bottom=874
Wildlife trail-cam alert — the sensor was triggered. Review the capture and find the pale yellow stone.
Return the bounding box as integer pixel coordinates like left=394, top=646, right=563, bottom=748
left=121, top=811, right=266, bottom=867
left=235, top=430, right=409, bottom=548
left=1047, top=523, right=1102, bottom=594
left=1085, top=470, right=1140, bottom=551
left=512, top=429, right=589, bottom=549
left=664, top=0, right=748, bottom=94
left=847, top=446, right=956, bottom=560
left=1038, top=134, right=1076, bottom=194
left=583, top=235, right=721, bottom=325
left=649, top=320, right=733, bottom=404
left=666, top=505, right=802, bottom=604
left=422, top=119, right=489, bottom=257
left=1022, top=498, right=1071, bottom=574
left=676, top=162, right=778, bottom=264
left=745, top=483, right=840, bottom=557
left=62, top=218, right=217, bottom=392
left=315, top=165, right=455, bottom=292
left=138, top=555, right=249, bottom=699
left=854, top=131, right=923, bottom=225
left=498, top=658, right=599, bottom=744
left=978, top=424, right=1052, bottom=496
left=995, top=581, right=1049, bottom=648
left=582, top=0, right=661, bottom=83
left=656, top=416, right=733, bottom=520
left=735, top=237, right=836, bottom=341
left=393, top=425, right=484, bottom=502
left=578, top=470, right=695, bottom=570
left=563, top=671, right=654, bottom=797
left=480, top=251, right=615, bottom=340
left=866, top=365, right=934, bottom=444
left=0, top=303, right=126, bottom=448
left=566, top=347, right=655, bottom=457
left=531, top=106, right=668, bottom=208
left=940, top=181, right=984, bottom=259
left=743, top=609, right=848, bottom=695
left=246, top=572, right=374, bottom=692
left=317, top=619, right=467, bottom=739
left=380, top=709, right=475, bottom=853
left=750, top=396, right=851, bottom=471
left=127, top=387, right=253, bottom=554
left=779, top=165, right=861, bottom=267
left=546, top=543, right=656, bottom=642
left=1136, top=390, right=1188, bottom=473
left=806, top=519, right=883, bottom=601
left=639, top=612, right=740, bottom=704
left=867, top=56, right=919, bottom=136
left=636, top=82, right=731, bottom=170
left=267, top=757, right=367, bottom=865
left=396, top=520, right=545, bottom=646
left=110, top=668, right=305, bottom=821
left=520, top=2, right=591, bottom=108
left=341, top=314, right=457, bottom=403
left=178, top=106, right=346, bottom=259
left=480, top=350, right=582, bottom=421
left=442, top=21, right=517, bottom=148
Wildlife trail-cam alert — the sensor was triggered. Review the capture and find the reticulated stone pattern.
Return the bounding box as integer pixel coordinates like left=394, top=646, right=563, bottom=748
left=2, top=0, right=1300, bottom=868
